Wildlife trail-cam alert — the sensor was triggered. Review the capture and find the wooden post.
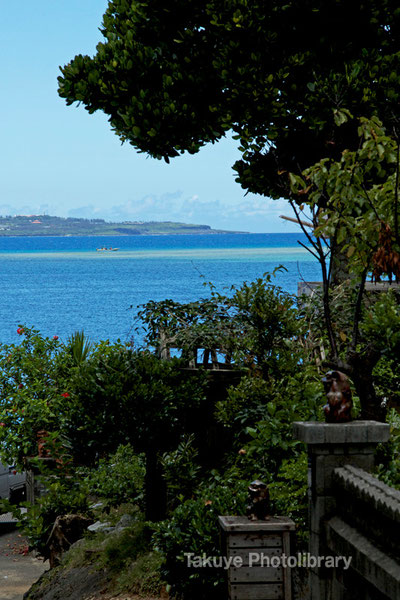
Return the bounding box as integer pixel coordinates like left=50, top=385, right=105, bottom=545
left=219, top=516, right=295, bottom=600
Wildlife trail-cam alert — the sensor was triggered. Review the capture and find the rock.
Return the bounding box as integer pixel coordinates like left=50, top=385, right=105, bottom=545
left=87, top=520, right=114, bottom=533
left=68, top=538, right=85, bottom=552
left=24, top=565, right=108, bottom=600
left=115, top=514, right=135, bottom=529
left=89, top=502, right=104, bottom=510
left=87, top=514, right=135, bottom=536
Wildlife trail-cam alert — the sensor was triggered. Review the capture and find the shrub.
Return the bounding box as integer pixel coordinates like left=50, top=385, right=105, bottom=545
left=217, top=365, right=323, bottom=476
left=82, top=444, right=145, bottom=509
left=0, top=334, right=208, bottom=522
left=161, top=434, right=202, bottom=511
left=376, top=408, right=400, bottom=489
left=148, top=278, right=322, bottom=598
left=65, top=349, right=207, bottom=503
left=269, top=453, right=309, bottom=548
left=97, top=522, right=151, bottom=571
left=115, top=550, right=164, bottom=596
left=3, top=473, right=91, bottom=558
left=153, top=471, right=247, bottom=600
left=2, top=445, right=146, bottom=557
left=0, top=326, right=75, bottom=467
left=137, top=270, right=303, bottom=377
left=373, top=357, right=400, bottom=410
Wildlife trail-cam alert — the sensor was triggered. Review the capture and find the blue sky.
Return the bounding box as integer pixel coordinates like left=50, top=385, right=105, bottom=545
left=1, top=1, right=298, bottom=233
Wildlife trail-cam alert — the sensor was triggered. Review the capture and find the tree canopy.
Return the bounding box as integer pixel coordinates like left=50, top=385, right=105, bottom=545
left=58, top=1, right=400, bottom=420
left=59, top=0, right=400, bottom=200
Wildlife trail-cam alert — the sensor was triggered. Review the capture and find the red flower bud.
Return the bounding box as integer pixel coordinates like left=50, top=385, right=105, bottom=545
left=61, top=392, right=70, bottom=398
left=53, top=335, right=59, bottom=340
left=17, top=328, right=24, bottom=335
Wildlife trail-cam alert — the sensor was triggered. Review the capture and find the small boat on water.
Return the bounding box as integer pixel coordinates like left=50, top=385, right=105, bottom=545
left=96, top=247, right=120, bottom=251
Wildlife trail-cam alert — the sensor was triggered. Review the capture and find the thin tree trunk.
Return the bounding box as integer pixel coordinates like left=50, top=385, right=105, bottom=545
left=352, top=372, right=386, bottom=422
left=330, top=240, right=353, bottom=286
left=347, top=349, right=386, bottom=422
left=144, top=450, right=167, bottom=521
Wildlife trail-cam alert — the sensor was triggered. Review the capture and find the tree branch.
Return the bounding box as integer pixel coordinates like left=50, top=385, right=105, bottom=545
left=350, top=267, right=368, bottom=351
left=290, top=199, right=339, bottom=359
left=361, top=184, right=384, bottom=224
left=297, top=240, right=321, bottom=262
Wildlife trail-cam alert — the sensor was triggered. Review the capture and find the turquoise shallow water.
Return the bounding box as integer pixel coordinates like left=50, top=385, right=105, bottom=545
left=0, top=233, right=321, bottom=344
left=2, top=245, right=315, bottom=261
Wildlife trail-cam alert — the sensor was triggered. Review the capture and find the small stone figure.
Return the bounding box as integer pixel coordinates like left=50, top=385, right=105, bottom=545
left=247, top=480, right=270, bottom=521
left=322, top=370, right=353, bottom=423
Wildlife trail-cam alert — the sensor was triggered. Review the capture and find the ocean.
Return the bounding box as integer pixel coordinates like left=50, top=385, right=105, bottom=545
left=0, top=233, right=320, bottom=345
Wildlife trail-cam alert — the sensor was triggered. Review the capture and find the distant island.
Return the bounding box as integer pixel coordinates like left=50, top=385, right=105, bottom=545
left=0, top=215, right=245, bottom=236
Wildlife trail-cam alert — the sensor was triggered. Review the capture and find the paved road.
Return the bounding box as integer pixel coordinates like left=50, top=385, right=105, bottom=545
left=0, top=527, right=47, bottom=600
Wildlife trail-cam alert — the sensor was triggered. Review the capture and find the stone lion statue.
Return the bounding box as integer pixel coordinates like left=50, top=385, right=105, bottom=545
left=322, top=370, right=353, bottom=423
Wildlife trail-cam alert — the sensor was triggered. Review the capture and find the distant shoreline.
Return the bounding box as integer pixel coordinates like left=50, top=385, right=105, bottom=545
left=0, top=231, right=247, bottom=238
left=0, top=215, right=246, bottom=237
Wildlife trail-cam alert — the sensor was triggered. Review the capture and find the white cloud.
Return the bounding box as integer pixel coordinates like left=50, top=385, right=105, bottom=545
left=0, top=192, right=300, bottom=233
left=62, top=192, right=299, bottom=232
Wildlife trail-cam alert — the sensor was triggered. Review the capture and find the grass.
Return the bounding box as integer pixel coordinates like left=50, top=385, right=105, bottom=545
left=63, top=511, right=165, bottom=598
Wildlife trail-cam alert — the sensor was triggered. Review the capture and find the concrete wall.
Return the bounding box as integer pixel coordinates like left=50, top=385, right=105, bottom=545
left=293, top=421, right=400, bottom=600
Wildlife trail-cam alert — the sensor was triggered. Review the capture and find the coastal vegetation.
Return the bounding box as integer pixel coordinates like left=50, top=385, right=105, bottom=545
left=57, top=0, right=400, bottom=421
left=0, top=273, right=399, bottom=599
left=289, top=114, right=400, bottom=421
left=59, top=0, right=400, bottom=285
left=1, top=1, right=399, bottom=598
left=0, top=276, right=319, bottom=593
left=0, top=214, right=237, bottom=236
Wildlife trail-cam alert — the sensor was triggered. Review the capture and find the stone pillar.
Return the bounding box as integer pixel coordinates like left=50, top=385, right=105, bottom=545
left=292, top=421, right=390, bottom=600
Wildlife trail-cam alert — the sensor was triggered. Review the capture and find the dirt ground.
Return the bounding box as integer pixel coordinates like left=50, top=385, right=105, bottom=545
left=0, top=522, right=167, bottom=600
left=86, top=596, right=166, bottom=600
left=0, top=529, right=164, bottom=600
left=0, top=527, right=47, bottom=600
